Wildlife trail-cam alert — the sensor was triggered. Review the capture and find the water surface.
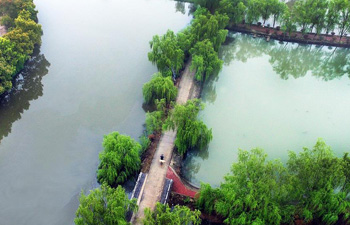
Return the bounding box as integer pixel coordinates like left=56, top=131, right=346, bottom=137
left=183, top=33, right=350, bottom=187
left=0, top=0, right=191, bottom=224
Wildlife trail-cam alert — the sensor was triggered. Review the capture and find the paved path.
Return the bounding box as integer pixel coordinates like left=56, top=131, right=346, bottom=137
left=0, top=25, right=7, bottom=37
left=133, top=60, right=196, bottom=224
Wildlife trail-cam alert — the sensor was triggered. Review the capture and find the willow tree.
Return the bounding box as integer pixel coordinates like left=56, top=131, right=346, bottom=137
left=287, top=139, right=350, bottom=224
left=189, top=9, right=229, bottom=51
left=218, top=0, right=246, bottom=25
left=190, top=39, right=223, bottom=83
left=143, top=203, right=201, bottom=225
left=164, top=99, right=212, bottom=155
left=142, top=73, right=177, bottom=104
left=75, top=184, right=137, bottom=225
left=213, top=148, right=293, bottom=225
left=148, top=30, right=184, bottom=78
left=97, top=132, right=141, bottom=186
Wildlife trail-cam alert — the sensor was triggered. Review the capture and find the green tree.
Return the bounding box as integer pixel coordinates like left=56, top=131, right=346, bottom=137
left=190, top=39, right=223, bottom=83
left=271, top=1, right=287, bottom=28
left=148, top=30, right=184, bottom=78
left=281, top=8, right=297, bottom=37
left=142, top=73, right=177, bottom=105
left=164, top=99, right=212, bottom=155
left=287, top=139, right=350, bottom=223
left=190, top=9, right=229, bottom=51
left=293, top=0, right=310, bottom=32
left=75, top=184, right=137, bottom=225
left=214, top=148, right=293, bottom=225
left=196, top=183, right=221, bottom=215
left=246, top=0, right=261, bottom=25
left=143, top=203, right=201, bottom=225
left=145, top=99, right=166, bottom=135
left=218, top=0, right=246, bottom=25
left=97, top=132, right=141, bottom=186
left=325, top=0, right=341, bottom=34
left=336, top=0, right=350, bottom=40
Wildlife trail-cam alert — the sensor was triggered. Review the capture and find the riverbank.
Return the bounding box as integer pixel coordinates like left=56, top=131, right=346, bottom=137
left=228, top=24, right=350, bottom=48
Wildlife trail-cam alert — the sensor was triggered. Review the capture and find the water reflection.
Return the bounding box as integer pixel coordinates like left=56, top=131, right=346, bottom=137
left=181, top=145, right=209, bottom=183
left=0, top=47, right=50, bottom=143
left=175, top=2, right=186, bottom=14
left=220, top=33, right=350, bottom=80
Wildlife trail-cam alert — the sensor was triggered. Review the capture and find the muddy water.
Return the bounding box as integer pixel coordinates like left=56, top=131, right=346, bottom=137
left=0, top=0, right=191, bottom=224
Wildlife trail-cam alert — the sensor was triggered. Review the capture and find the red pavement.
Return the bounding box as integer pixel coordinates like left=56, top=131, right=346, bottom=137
left=166, top=166, right=197, bottom=198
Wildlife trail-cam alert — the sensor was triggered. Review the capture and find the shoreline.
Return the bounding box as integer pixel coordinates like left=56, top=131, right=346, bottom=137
left=228, top=24, right=350, bottom=48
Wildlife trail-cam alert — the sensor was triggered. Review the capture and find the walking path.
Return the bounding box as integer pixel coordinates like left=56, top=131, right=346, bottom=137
left=0, top=25, right=7, bottom=37
left=132, top=60, right=196, bottom=224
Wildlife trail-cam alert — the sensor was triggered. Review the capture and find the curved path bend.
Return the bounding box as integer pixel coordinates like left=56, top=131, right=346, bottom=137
left=132, top=60, right=196, bottom=224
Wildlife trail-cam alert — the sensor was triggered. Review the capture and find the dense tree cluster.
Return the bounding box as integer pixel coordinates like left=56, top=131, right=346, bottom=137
left=196, top=0, right=350, bottom=39
left=197, top=139, right=350, bottom=224
left=0, top=0, right=42, bottom=95
left=143, top=203, right=201, bottom=225
left=97, top=132, right=141, bottom=187
left=146, top=7, right=228, bottom=87
left=75, top=184, right=137, bottom=225
left=164, top=99, right=212, bottom=155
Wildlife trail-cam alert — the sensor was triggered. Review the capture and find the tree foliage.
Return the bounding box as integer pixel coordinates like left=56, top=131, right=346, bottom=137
left=189, top=8, right=229, bottom=51
left=164, top=99, right=212, bottom=155
left=145, top=99, right=166, bottom=135
left=287, top=139, right=350, bottom=223
left=143, top=203, right=201, bottom=225
left=190, top=39, right=223, bottom=83
left=0, top=0, right=41, bottom=95
left=148, top=30, right=184, bottom=78
left=97, top=132, right=141, bottom=186
left=197, top=139, right=350, bottom=225
left=142, top=73, right=177, bottom=105
left=75, top=183, right=137, bottom=225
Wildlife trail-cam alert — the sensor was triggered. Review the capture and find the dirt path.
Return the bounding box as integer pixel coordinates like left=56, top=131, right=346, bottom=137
left=132, top=60, right=196, bottom=224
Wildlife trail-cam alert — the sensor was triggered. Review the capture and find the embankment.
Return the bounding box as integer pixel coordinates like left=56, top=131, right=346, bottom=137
left=228, top=24, right=350, bottom=47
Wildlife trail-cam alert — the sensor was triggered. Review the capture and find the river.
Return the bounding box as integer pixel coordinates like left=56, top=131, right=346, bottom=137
left=0, top=0, right=191, bottom=224
left=182, top=33, right=350, bottom=187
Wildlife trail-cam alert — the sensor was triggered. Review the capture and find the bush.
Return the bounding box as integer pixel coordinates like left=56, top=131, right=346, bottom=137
left=97, top=132, right=141, bottom=186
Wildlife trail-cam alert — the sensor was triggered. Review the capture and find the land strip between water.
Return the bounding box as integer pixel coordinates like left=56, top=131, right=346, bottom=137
left=229, top=24, right=350, bottom=47
left=132, top=59, right=197, bottom=224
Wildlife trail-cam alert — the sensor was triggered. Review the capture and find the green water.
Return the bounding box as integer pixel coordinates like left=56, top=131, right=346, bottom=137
left=0, top=0, right=191, bottom=224
left=182, top=33, right=350, bottom=187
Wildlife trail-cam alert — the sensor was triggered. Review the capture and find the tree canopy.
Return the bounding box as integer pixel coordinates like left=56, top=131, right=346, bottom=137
left=142, top=73, right=177, bottom=105
left=75, top=184, right=137, bottom=225
left=197, top=139, right=350, bottom=224
left=148, top=30, right=184, bottom=78
left=143, top=203, right=201, bottom=225
left=0, top=0, right=42, bottom=95
left=97, top=132, right=141, bottom=186
left=164, top=99, right=212, bottom=155
left=190, top=39, right=223, bottom=83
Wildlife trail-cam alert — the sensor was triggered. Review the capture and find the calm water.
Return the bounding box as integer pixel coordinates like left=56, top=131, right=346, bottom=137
left=0, top=0, right=191, bottom=224
left=182, top=33, right=350, bottom=187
